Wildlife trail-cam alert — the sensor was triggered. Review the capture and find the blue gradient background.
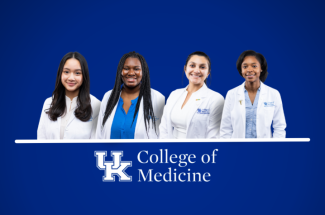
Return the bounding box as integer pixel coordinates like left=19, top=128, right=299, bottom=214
left=1, top=0, right=324, bottom=214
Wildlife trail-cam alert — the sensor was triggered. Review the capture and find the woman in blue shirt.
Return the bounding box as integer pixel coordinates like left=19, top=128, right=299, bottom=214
left=220, top=50, right=286, bottom=138
left=96, top=51, right=165, bottom=139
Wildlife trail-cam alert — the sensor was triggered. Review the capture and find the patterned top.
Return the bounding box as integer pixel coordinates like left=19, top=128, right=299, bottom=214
left=244, top=87, right=261, bottom=138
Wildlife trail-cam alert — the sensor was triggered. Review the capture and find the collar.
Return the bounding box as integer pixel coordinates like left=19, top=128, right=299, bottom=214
left=239, top=81, right=266, bottom=96
left=243, top=82, right=261, bottom=92
left=183, top=83, right=208, bottom=94
left=119, top=96, right=139, bottom=105
left=65, top=95, right=78, bottom=103
left=131, top=97, right=139, bottom=104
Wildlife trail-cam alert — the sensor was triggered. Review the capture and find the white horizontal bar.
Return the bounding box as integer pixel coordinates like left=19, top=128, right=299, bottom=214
left=15, top=138, right=310, bottom=143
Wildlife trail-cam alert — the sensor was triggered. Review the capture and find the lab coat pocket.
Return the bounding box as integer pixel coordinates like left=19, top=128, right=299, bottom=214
left=230, top=109, right=241, bottom=127
left=147, top=119, right=159, bottom=139
left=263, top=106, right=275, bottom=126
left=192, top=113, right=209, bottom=136
left=76, top=121, right=93, bottom=139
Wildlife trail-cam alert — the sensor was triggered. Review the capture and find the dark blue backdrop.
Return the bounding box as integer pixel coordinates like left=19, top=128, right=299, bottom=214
left=1, top=0, right=324, bottom=214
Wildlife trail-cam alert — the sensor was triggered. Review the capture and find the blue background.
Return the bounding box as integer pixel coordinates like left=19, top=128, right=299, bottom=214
left=1, top=0, right=324, bottom=214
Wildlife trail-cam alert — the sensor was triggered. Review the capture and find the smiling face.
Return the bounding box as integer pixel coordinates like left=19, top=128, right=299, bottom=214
left=61, top=58, right=83, bottom=94
left=241, top=56, right=262, bottom=83
left=184, top=55, right=210, bottom=86
left=121, top=57, right=143, bottom=88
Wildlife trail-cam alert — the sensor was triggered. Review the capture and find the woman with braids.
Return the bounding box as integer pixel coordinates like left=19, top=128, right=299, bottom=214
left=37, top=52, right=101, bottom=139
left=96, top=51, right=165, bottom=139
left=220, top=50, right=286, bottom=138
left=159, top=51, right=224, bottom=139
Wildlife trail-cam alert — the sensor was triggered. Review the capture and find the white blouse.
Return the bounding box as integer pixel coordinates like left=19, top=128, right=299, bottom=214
left=60, top=96, right=78, bottom=139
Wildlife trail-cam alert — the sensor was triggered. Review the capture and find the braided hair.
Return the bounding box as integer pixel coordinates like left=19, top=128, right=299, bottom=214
left=102, top=51, right=156, bottom=135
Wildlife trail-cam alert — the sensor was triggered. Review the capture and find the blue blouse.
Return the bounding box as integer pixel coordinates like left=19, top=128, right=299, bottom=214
left=110, top=97, right=139, bottom=139
left=245, top=87, right=260, bottom=138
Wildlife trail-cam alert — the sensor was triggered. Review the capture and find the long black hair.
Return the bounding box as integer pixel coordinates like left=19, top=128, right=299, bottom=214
left=236, top=50, right=268, bottom=82
left=46, top=52, right=92, bottom=122
left=102, top=51, right=156, bottom=133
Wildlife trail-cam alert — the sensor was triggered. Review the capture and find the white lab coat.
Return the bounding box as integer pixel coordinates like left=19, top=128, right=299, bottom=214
left=220, top=82, right=286, bottom=138
left=159, top=84, right=225, bottom=139
left=96, top=89, right=165, bottom=139
left=37, top=95, right=101, bottom=139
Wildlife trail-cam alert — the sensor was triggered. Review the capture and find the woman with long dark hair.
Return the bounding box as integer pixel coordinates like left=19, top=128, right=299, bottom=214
left=37, top=52, right=101, bottom=139
left=159, top=51, right=224, bottom=139
left=220, top=50, right=286, bottom=138
left=96, top=51, right=165, bottom=139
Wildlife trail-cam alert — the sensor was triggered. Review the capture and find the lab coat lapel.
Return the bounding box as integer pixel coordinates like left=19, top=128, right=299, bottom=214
left=256, top=82, right=267, bottom=137
left=57, top=116, right=61, bottom=138
left=105, top=98, right=119, bottom=138
left=257, top=82, right=267, bottom=109
left=168, top=86, right=188, bottom=121
left=237, top=82, right=246, bottom=137
left=135, top=98, right=144, bottom=137
left=170, top=87, right=187, bottom=110
left=186, top=84, right=207, bottom=131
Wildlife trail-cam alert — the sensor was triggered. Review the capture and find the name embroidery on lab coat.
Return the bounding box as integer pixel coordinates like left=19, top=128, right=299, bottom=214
left=149, top=116, right=160, bottom=120
left=264, top=102, right=275, bottom=107
left=197, top=109, right=210, bottom=114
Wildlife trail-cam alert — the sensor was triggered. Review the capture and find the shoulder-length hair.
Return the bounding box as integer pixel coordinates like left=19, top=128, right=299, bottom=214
left=102, top=51, right=156, bottom=134
left=236, top=50, right=268, bottom=82
left=46, top=52, right=92, bottom=122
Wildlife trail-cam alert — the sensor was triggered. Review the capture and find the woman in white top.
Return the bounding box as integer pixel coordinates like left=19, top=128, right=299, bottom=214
left=160, top=51, right=224, bottom=139
left=37, top=52, right=101, bottom=139
left=96, top=51, right=165, bottom=139
left=220, top=50, right=286, bottom=138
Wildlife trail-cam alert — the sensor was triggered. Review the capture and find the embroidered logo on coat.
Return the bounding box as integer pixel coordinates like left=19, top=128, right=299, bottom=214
left=264, top=102, right=275, bottom=107
left=149, top=116, right=159, bottom=120
left=197, top=109, right=210, bottom=114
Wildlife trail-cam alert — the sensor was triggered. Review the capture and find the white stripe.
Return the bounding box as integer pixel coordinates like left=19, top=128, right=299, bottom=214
left=15, top=138, right=310, bottom=143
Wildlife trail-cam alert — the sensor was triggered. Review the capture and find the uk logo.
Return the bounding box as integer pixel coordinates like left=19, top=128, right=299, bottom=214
left=94, top=151, right=132, bottom=182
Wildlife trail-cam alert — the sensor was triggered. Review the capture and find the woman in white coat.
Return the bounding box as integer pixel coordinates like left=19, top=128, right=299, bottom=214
left=37, top=52, right=101, bottom=139
left=220, top=50, right=286, bottom=138
left=96, top=51, right=165, bottom=139
left=159, top=51, right=224, bottom=139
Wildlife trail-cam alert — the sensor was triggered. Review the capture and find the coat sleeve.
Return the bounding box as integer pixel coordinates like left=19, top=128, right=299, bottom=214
left=159, top=91, right=174, bottom=139
left=272, top=90, right=286, bottom=138
left=37, top=99, right=50, bottom=139
left=95, top=94, right=108, bottom=139
left=206, top=94, right=224, bottom=138
left=220, top=91, right=234, bottom=139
